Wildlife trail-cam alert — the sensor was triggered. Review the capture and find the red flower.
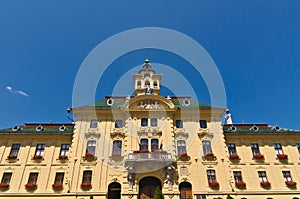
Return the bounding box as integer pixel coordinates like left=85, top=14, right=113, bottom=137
left=209, top=181, right=219, bottom=187
left=133, top=150, right=140, bottom=153
left=235, top=181, right=246, bottom=188
left=25, top=183, right=37, bottom=189
left=179, top=153, right=188, bottom=157
left=112, top=153, right=121, bottom=157
left=205, top=152, right=214, bottom=157
left=260, top=181, right=271, bottom=187
left=253, top=153, right=264, bottom=159
left=0, top=183, right=9, bottom=188
left=286, top=181, right=297, bottom=187
left=59, top=155, right=68, bottom=159
left=85, top=152, right=94, bottom=157
left=33, top=155, right=43, bottom=159
left=52, top=183, right=63, bottom=189
left=229, top=154, right=239, bottom=159
left=277, top=154, right=288, bottom=159
left=7, top=155, right=17, bottom=159
left=81, top=182, right=92, bottom=189
left=140, top=150, right=149, bottom=153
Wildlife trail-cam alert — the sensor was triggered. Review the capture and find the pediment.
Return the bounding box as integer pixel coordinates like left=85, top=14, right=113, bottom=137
left=126, top=94, right=175, bottom=110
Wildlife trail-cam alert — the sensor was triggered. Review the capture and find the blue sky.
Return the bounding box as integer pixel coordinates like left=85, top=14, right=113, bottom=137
left=0, top=1, right=300, bottom=130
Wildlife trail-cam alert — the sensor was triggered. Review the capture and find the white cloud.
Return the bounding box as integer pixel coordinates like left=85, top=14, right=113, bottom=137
left=5, top=86, right=29, bottom=97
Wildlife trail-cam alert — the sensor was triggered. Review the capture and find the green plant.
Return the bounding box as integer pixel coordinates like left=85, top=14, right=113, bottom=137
left=227, top=195, right=234, bottom=199
left=154, top=186, right=164, bottom=199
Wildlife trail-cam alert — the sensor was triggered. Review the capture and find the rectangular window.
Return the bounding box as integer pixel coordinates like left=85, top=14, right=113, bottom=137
left=233, top=171, right=243, bottom=182
left=1, top=172, right=12, bottom=184
left=115, top=120, right=123, bottom=128
left=274, top=143, right=283, bottom=155
left=141, top=118, right=148, bottom=127
left=112, top=140, right=122, bottom=156
left=82, top=170, right=92, bottom=183
left=251, top=143, right=260, bottom=155
left=258, top=171, right=268, bottom=182
left=177, top=140, right=187, bottom=156
left=28, top=172, right=38, bottom=184
left=54, top=172, right=64, bottom=184
left=60, top=144, right=70, bottom=157
left=150, top=118, right=158, bottom=127
left=296, top=144, right=300, bottom=153
left=140, top=139, right=148, bottom=151
left=9, top=144, right=21, bottom=158
left=199, top=120, right=207, bottom=128
left=206, top=170, right=216, bottom=182
left=35, top=144, right=45, bottom=156
left=202, top=140, right=212, bottom=155
left=151, top=139, right=159, bottom=151
left=86, top=141, right=96, bottom=155
left=282, top=171, right=292, bottom=182
left=228, top=144, right=237, bottom=155
left=90, top=120, right=98, bottom=128
left=175, top=120, right=183, bottom=128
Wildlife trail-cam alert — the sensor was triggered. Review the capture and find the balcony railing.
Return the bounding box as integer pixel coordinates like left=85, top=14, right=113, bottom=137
left=127, top=150, right=173, bottom=160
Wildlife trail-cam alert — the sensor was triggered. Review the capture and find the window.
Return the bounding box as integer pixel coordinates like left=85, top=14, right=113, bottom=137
left=115, top=120, right=123, bottom=128
left=202, top=140, right=212, bottom=155
left=282, top=171, right=292, bottom=182
left=60, top=144, right=70, bottom=157
left=112, top=140, right=122, bottom=156
left=151, top=139, right=159, bottom=151
left=150, top=118, right=157, bottom=127
left=28, top=172, right=38, bottom=184
left=54, top=172, right=64, bottom=184
left=140, top=139, right=148, bottom=151
left=258, top=171, right=268, bottom=182
left=35, top=144, right=45, bottom=156
left=233, top=171, right=243, bottom=182
left=228, top=144, right=237, bottom=155
left=145, top=80, right=150, bottom=86
left=176, top=120, right=183, bottom=128
left=153, top=81, right=158, bottom=88
left=137, top=81, right=141, bottom=88
left=206, top=170, right=217, bottom=182
left=274, top=143, right=283, bottom=154
left=86, top=141, right=96, bottom=155
left=296, top=144, right=300, bottom=153
left=90, top=120, right=98, bottom=128
left=141, top=118, right=148, bottom=127
left=82, top=170, right=92, bottom=183
left=1, top=172, right=12, bottom=184
left=9, top=144, right=21, bottom=157
left=199, top=120, right=207, bottom=128
left=144, top=74, right=150, bottom=78
left=251, top=143, right=260, bottom=155
left=177, top=140, right=187, bottom=156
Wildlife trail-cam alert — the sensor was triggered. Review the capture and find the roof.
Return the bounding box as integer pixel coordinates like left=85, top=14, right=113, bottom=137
left=0, top=123, right=74, bottom=134
left=223, top=124, right=300, bottom=134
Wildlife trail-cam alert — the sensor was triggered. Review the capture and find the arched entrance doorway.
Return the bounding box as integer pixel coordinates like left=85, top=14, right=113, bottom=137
left=139, top=177, right=161, bottom=199
left=179, top=182, right=192, bottom=199
left=108, top=182, right=121, bottom=199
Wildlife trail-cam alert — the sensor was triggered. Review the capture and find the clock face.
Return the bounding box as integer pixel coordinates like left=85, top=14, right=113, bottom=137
left=144, top=74, right=150, bottom=78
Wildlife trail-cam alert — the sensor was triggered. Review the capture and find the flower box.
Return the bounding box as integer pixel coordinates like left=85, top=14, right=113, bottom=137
left=286, top=181, right=297, bottom=187
left=25, top=183, right=37, bottom=189
left=33, top=155, right=43, bottom=159
left=205, top=152, right=214, bottom=157
left=0, top=183, right=9, bottom=189
left=133, top=150, right=140, bottom=153
left=260, top=181, right=271, bottom=187
left=179, top=153, right=188, bottom=157
left=235, top=181, right=246, bottom=188
left=112, top=153, right=121, bottom=157
left=85, top=152, right=94, bottom=158
left=253, top=153, right=264, bottom=159
left=81, top=182, right=92, bottom=189
left=277, top=154, right=288, bottom=159
left=52, top=183, right=63, bottom=189
left=59, top=155, right=68, bottom=160
left=140, top=150, right=149, bottom=153
left=229, top=154, right=239, bottom=159
left=209, top=181, right=219, bottom=187
left=7, top=155, right=17, bottom=159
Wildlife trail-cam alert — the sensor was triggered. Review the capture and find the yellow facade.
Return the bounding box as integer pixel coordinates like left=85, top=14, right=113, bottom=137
left=0, top=61, right=299, bottom=199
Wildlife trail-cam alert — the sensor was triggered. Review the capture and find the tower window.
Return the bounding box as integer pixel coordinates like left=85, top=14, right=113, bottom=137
left=176, top=120, right=183, bottom=128
left=115, top=120, right=123, bottom=128
left=199, top=120, right=207, bottom=128
left=137, top=81, right=141, bottom=88
left=153, top=81, right=158, bottom=88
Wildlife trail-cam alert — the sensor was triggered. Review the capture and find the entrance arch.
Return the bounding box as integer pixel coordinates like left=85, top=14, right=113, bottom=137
left=108, top=182, right=121, bottom=199
left=139, top=177, right=161, bottom=199
left=179, top=182, right=192, bottom=199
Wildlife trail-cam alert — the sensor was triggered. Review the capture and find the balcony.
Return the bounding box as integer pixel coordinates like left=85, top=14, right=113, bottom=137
left=125, top=150, right=175, bottom=173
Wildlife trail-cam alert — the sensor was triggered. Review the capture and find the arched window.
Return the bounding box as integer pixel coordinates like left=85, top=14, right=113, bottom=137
left=137, top=81, right=141, bottom=88
left=112, top=140, right=122, bottom=156
left=177, top=140, right=187, bottom=156
left=202, top=140, right=212, bottom=155
left=153, top=81, right=158, bottom=88
left=86, top=140, right=96, bottom=155
left=145, top=80, right=150, bottom=87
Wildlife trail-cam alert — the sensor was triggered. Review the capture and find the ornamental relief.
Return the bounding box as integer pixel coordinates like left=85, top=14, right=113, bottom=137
left=174, top=131, right=188, bottom=140
left=84, top=131, right=101, bottom=139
